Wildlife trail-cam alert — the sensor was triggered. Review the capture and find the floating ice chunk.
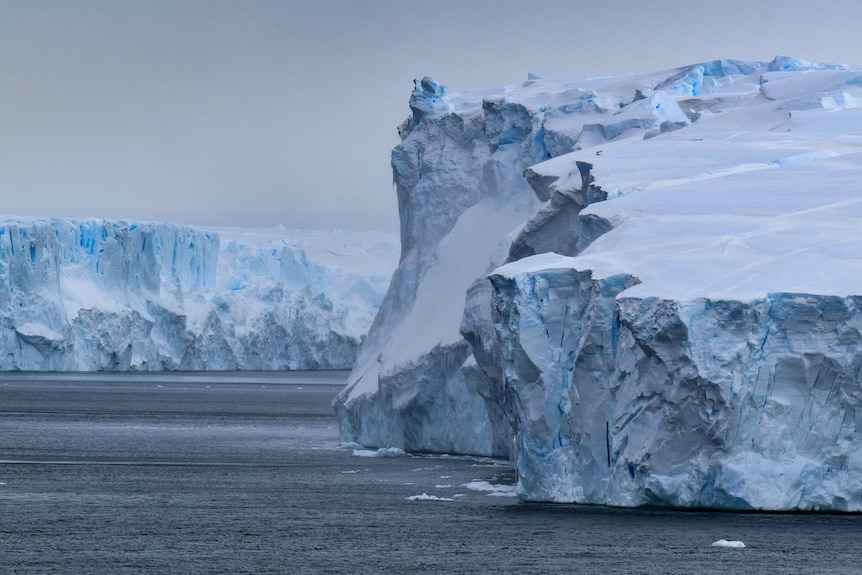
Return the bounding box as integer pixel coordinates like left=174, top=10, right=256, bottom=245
left=406, top=493, right=454, bottom=501
left=711, top=540, right=746, bottom=548
left=462, top=481, right=519, bottom=497
left=352, top=447, right=407, bottom=458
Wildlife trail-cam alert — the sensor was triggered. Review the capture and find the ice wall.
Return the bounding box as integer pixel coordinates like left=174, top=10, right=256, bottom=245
left=336, top=57, right=862, bottom=510
left=0, top=218, right=397, bottom=371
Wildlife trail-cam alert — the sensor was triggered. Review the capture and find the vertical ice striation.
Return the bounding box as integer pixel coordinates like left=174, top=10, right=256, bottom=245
left=491, top=269, right=862, bottom=510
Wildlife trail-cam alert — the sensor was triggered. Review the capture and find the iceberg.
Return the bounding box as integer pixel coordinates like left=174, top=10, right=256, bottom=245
left=335, top=57, right=862, bottom=511
left=0, top=217, right=397, bottom=370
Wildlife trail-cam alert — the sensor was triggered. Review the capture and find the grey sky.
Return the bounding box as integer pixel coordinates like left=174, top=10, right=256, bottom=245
left=2, top=0, right=862, bottom=232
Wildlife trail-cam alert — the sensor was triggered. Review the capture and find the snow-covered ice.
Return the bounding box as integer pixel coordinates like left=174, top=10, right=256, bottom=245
left=0, top=218, right=398, bottom=370
left=335, top=57, right=862, bottom=511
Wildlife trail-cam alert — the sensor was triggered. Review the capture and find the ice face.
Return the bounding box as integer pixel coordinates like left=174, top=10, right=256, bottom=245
left=0, top=218, right=398, bottom=371
left=336, top=57, right=862, bottom=511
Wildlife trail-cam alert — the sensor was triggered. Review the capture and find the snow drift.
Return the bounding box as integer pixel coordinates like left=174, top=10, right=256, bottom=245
left=0, top=218, right=397, bottom=370
left=335, top=57, right=862, bottom=511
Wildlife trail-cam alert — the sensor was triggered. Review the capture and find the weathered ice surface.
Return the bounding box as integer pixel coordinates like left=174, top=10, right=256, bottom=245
left=0, top=218, right=397, bottom=370
left=336, top=57, right=862, bottom=510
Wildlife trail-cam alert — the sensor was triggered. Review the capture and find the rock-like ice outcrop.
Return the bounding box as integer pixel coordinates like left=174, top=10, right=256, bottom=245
left=336, top=57, right=862, bottom=510
left=0, top=218, right=397, bottom=370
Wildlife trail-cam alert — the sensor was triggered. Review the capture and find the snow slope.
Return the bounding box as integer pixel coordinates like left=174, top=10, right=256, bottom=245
left=335, top=57, right=862, bottom=510
left=0, top=218, right=397, bottom=370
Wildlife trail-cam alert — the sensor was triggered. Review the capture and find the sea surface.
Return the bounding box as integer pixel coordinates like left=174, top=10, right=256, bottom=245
left=2, top=371, right=861, bottom=574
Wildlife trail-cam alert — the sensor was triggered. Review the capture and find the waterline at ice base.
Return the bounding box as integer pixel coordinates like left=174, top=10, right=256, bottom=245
left=335, top=57, right=862, bottom=511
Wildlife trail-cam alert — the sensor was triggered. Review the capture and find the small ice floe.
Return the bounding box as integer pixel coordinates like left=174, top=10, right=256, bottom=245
left=340, top=470, right=361, bottom=474
left=406, top=493, right=454, bottom=502
left=711, top=539, right=746, bottom=548
left=469, top=457, right=508, bottom=468
left=462, top=480, right=519, bottom=497
left=352, top=447, right=406, bottom=458
left=435, top=484, right=453, bottom=489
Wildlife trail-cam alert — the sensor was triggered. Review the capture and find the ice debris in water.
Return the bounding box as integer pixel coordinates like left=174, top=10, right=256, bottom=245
left=711, top=540, right=746, bottom=548
left=406, top=493, right=454, bottom=502
left=352, top=447, right=407, bottom=458
left=462, top=481, right=518, bottom=497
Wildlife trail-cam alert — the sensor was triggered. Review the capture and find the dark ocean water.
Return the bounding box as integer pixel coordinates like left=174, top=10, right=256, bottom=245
left=2, top=371, right=861, bottom=574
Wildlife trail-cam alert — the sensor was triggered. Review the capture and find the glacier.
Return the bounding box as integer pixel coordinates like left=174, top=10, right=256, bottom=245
left=0, top=217, right=397, bottom=371
left=335, top=57, right=862, bottom=511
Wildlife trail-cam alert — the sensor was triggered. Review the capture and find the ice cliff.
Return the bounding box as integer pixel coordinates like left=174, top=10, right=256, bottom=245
left=0, top=218, right=397, bottom=370
left=335, top=57, right=862, bottom=511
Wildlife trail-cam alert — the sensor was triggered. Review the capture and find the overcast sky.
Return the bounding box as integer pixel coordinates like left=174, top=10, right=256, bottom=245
left=3, top=0, right=862, bottom=232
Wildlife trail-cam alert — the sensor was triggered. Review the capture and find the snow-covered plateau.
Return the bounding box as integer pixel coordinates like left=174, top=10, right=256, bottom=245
left=335, top=57, right=862, bottom=511
left=0, top=218, right=397, bottom=370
